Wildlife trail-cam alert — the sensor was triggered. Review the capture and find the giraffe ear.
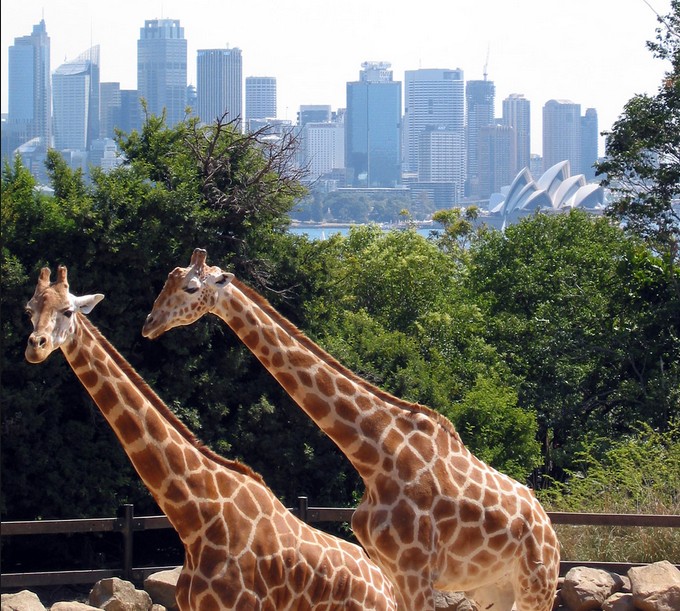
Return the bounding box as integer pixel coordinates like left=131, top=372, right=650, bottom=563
left=206, top=271, right=234, bottom=287
left=73, top=293, right=105, bottom=314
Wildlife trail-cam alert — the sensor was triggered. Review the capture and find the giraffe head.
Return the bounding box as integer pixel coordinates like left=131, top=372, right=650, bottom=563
left=25, top=265, right=105, bottom=363
left=142, top=248, right=233, bottom=340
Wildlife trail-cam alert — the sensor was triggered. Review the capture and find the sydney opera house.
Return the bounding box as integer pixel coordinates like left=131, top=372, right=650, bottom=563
left=486, top=160, right=605, bottom=226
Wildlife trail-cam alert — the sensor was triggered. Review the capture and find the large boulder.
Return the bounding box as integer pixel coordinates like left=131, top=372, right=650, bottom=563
left=560, top=566, right=625, bottom=611
left=143, top=568, right=181, bottom=611
left=88, top=578, right=152, bottom=611
left=628, top=561, right=680, bottom=611
left=1, top=591, right=46, bottom=611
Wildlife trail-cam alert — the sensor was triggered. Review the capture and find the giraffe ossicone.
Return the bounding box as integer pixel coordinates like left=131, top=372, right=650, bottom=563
left=25, top=265, right=398, bottom=611
left=143, top=249, right=561, bottom=611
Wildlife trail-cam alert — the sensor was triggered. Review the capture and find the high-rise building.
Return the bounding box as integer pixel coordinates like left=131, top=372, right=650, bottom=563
left=477, top=123, right=516, bottom=199
left=52, top=45, right=100, bottom=151
left=345, top=61, right=401, bottom=188
left=197, top=47, right=243, bottom=128
left=542, top=99, right=581, bottom=174
left=119, top=90, right=143, bottom=135
left=99, top=82, right=121, bottom=140
left=246, top=76, right=276, bottom=125
left=403, top=68, right=465, bottom=174
left=137, top=19, right=187, bottom=128
left=502, top=93, right=531, bottom=175
left=303, top=121, right=345, bottom=181
left=466, top=78, right=495, bottom=196
left=5, top=19, right=51, bottom=159
left=581, top=107, right=598, bottom=181
left=417, top=126, right=465, bottom=204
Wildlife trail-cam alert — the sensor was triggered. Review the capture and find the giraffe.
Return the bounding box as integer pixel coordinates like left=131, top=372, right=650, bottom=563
left=142, top=249, right=561, bottom=611
left=24, top=265, right=398, bottom=611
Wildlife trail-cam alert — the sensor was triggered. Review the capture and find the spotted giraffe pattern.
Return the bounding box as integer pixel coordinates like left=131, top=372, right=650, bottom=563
left=143, top=249, right=561, bottom=611
left=25, top=266, right=397, bottom=611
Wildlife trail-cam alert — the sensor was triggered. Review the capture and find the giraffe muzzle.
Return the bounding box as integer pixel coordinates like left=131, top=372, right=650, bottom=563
left=25, top=333, right=51, bottom=363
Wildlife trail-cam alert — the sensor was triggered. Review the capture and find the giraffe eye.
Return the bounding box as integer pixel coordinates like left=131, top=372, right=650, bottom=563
left=184, top=286, right=199, bottom=294
left=25, top=308, right=33, bottom=318
left=63, top=309, right=74, bottom=318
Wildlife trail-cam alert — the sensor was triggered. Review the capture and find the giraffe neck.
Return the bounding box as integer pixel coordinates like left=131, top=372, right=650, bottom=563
left=62, top=313, right=266, bottom=535
left=212, top=280, right=466, bottom=480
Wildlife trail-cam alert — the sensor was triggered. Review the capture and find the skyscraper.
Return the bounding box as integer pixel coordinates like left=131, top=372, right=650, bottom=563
left=137, top=19, right=187, bottom=128
left=5, top=19, right=51, bottom=158
left=197, top=47, right=243, bottom=128
left=246, top=76, right=277, bottom=126
left=466, top=79, right=495, bottom=197
left=345, top=61, right=401, bottom=188
left=581, top=108, right=599, bottom=181
left=477, top=123, right=516, bottom=198
left=52, top=45, right=100, bottom=151
left=403, top=68, right=465, bottom=174
left=542, top=99, right=581, bottom=174
left=502, top=93, right=531, bottom=175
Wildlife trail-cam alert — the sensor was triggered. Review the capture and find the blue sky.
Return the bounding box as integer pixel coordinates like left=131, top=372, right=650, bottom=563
left=1, top=0, right=673, bottom=156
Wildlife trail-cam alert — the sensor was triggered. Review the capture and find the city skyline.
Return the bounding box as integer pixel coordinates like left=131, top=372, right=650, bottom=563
left=1, top=0, right=673, bottom=156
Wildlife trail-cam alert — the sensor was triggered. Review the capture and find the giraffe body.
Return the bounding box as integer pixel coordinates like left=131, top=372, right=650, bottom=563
left=143, top=250, right=560, bottom=611
left=24, top=266, right=397, bottom=611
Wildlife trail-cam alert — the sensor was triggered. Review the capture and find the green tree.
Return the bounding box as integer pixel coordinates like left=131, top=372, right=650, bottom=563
left=597, top=1, right=680, bottom=273
left=467, top=210, right=680, bottom=474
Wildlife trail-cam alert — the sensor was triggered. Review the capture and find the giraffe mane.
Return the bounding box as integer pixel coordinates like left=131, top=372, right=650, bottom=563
left=77, top=313, right=267, bottom=485
left=233, top=278, right=464, bottom=444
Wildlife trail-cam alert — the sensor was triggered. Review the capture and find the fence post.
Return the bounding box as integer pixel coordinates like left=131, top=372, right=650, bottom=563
left=117, top=504, right=134, bottom=581
left=297, top=496, right=308, bottom=523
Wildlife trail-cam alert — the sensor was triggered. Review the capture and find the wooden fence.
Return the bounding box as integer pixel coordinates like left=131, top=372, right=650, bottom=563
left=2, top=498, right=679, bottom=590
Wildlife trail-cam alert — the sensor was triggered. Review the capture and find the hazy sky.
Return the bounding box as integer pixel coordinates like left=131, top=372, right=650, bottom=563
left=1, top=0, right=673, bottom=156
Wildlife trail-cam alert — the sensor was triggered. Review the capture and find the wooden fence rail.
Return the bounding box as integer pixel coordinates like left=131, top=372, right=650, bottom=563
left=2, top=498, right=679, bottom=591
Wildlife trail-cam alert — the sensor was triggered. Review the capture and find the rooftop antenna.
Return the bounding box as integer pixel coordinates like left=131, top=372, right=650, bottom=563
left=483, top=44, right=490, bottom=80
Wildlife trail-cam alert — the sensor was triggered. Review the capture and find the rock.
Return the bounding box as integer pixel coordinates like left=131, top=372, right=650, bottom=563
left=433, top=590, right=479, bottom=610
left=88, top=578, right=152, bottom=611
left=602, top=591, right=636, bottom=611
left=50, top=603, right=99, bottom=611
left=628, top=560, right=680, bottom=611
left=560, top=566, right=624, bottom=611
left=143, top=568, right=181, bottom=611
left=1, top=591, right=46, bottom=611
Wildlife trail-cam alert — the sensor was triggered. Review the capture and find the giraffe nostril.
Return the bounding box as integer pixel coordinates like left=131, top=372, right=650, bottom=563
left=38, top=337, right=46, bottom=348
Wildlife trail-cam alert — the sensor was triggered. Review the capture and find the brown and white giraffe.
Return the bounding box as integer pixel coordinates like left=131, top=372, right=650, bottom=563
left=143, top=249, right=561, bottom=611
left=24, top=265, right=397, bottom=611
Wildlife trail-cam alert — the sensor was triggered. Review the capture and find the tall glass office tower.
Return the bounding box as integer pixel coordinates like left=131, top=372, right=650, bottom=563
left=466, top=79, right=495, bottom=196
left=345, top=62, right=401, bottom=188
left=581, top=108, right=598, bottom=181
left=5, top=20, right=51, bottom=157
left=137, top=19, right=187, bottom=128
left=542, top=99, right=581, bottom=174
left=403, top=68, right=464, bottom=175
left=502, top=93, right=531, bottom=175
left=197, top=47, right=243, bottom=128
left=52, top=45, right=100, bottom=151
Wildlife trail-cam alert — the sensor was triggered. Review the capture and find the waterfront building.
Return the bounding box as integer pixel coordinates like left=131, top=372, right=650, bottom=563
left=502, top=93, right=531, bottom=174
left=137, top=19, right=187, bottom=128
left=345, top=61, right=401, bottom=188
left=403, top=68, right=465, bottom=175
left=542, top=99, right=581, bottom=174
left=52, top=45, right=100, bottom=152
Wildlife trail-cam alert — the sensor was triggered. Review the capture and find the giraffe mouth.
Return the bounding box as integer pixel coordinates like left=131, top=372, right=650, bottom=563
left=25, top=344, right=51, bottom=364
left=141, top=315, right=167, bottom=340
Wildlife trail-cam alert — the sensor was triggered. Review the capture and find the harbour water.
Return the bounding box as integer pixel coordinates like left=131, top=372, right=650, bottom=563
left=288, top=224, right=439, bottom=241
